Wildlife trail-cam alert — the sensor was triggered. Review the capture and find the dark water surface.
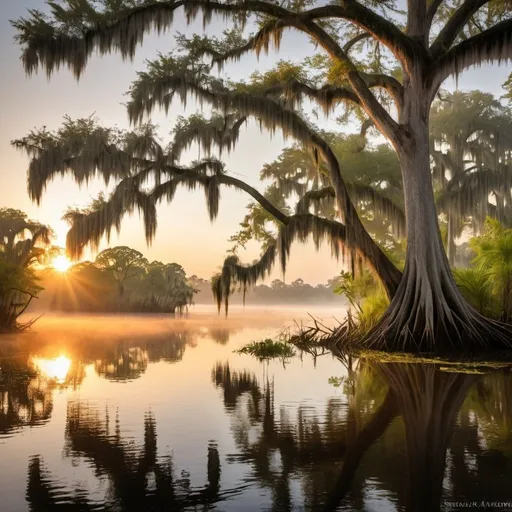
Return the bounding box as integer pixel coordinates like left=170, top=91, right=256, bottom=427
left=1, top=308, right=511, bottom=512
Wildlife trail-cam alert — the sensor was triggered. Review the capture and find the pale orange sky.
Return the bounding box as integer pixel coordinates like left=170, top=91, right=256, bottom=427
left=1, top=2, right=509, bottom=283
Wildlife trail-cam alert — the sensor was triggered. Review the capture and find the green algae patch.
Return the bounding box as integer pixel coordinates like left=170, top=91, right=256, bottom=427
left=358, top=349, right=512, bottom=373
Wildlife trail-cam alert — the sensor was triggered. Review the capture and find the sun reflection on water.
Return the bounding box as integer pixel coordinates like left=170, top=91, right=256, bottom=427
left=32, top=356, right=72, bottom=383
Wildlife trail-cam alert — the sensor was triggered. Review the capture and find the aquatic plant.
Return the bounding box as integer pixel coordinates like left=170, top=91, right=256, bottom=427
left=235, top=339, right=296, bottom=361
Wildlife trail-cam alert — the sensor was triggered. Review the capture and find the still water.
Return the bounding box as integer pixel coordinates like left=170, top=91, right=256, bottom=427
left=0, top=308, right=511, bottom=512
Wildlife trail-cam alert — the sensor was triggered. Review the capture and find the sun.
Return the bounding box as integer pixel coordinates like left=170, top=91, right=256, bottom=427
left=52, top=255, right=72, bottom=272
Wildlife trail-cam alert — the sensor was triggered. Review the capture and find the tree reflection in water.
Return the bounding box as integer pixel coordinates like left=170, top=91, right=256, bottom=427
left=2, top=327, right=510, bottom=511
left=0, top=350, right=85, bottom=436
left=447, top=369, right=512, bottom=506
left=1, top=327, right=230, bottom=436
left=91, top=331, right=196, bottom=381
left=212, top=360, right=512, bottom=512
left=26, top=401, right=242, bottom=511
left=0, top=361, right=53, bottom=436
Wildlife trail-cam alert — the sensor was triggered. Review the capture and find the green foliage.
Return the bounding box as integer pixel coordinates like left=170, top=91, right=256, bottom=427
left=49, top=247, right=196, bottom=314
left=453, top=267, right=496, bottom=317
left=94, top=246, right=147, bottom=296
left=334, top=268, right=390, bottom=333
left=334, top=269, right=375, bottom=312
left=0, top=208, right=53, bottom=331
left=235, top=339, right=296, bottom=360
left=357, top=290, right=390, bottom=333
left=469, top=218, right=512, bottom=321
left=504, top=73, right=512, bottom=101
left=328, top=376, right=343, bottom=388
left=232, top=60, right=308, bottom=94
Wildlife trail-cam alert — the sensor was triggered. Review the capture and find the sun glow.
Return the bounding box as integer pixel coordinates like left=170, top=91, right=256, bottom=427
left=32, top=356, right=72, bottom=383
left=52, top=255, right=72, bottom=272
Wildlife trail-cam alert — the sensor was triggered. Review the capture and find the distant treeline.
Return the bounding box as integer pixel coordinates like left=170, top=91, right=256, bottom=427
left=33, top=245, right=345, bottom=313
left=189, top=276, right=345, bottom=306
left=40, top=246, right=195, bottom=314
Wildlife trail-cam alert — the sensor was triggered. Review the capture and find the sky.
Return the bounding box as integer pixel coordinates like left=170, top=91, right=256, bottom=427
left=1, top=1, right=510, bottom=284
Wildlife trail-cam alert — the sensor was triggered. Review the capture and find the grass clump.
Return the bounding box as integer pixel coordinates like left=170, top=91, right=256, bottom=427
left=235, top=338, right=296, bottom=360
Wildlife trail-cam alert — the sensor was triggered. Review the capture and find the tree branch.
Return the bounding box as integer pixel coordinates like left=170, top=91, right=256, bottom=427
left=430, top=18, right=512, bottom=91
left=406, top=0, right=428, bottom=41
left=289, top=19, right=401, bottom=146
left=15, top=294, right=37, bottom=319
left=13, top=0, right=416, bottom=79
left=263, top=79, right=361, bottom=112
left=359, top=72, right=404, bottom=111
left=303, top=3, right=415, bottom=64
left=155, top=167, right=290, bottom=225
left=8, top=287, right=38, bottom=299
left=343, top=32, right=371, bottom=53
left=296, top=184, right=405, bottom=238
left=430, top=0, right=489, bottom=57
left=426, top=0, right=444, bottom=34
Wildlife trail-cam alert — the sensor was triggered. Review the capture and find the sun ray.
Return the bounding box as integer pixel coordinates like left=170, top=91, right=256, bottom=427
left=52, top=255, right=72, bottom=272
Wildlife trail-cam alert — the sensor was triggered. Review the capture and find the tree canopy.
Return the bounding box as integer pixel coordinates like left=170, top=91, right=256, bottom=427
left=11, top=0, right=512, bottom=351
left=48, top=245, right=196, bottom=313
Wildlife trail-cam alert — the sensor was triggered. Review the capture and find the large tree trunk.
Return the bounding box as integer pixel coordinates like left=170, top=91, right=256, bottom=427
left=364, top=83, right=512, bottom=352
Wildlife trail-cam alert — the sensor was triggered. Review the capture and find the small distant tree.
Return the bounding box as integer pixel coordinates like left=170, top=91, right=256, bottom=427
left=270, top=280, right=286, bottom=291
left=139, top=261, right=195, bottom=313
left=94, top=246, right=147, bottom=299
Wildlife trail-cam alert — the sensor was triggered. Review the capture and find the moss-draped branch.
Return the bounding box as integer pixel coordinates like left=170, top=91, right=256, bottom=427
left=125, top=57, right=402, bottom=291
left=12, top=0, right=406, bottom=145
left=431, top=18, right=512, bottom=91
left=212, top=213, right=352, bottom=314
left=11, top=0, right=414, bottom=77
left=261, top=73, right=403, bottom=115
left=295, top=184, right=405, bottom=239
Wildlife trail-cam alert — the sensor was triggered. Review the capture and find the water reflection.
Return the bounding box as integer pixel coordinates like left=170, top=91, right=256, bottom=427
left=211, top=360, right=512, bottom=512
left=26, top=402, right=241, bottom=511
left=0, top=350, right=85, bottom=436
left=0, top=315, right=511, bottom=511
left=0, top=364, right=53, bottom=436
left=31, top=356, right=72, bottom=383
left=0, top=319, right=265, bottom=440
